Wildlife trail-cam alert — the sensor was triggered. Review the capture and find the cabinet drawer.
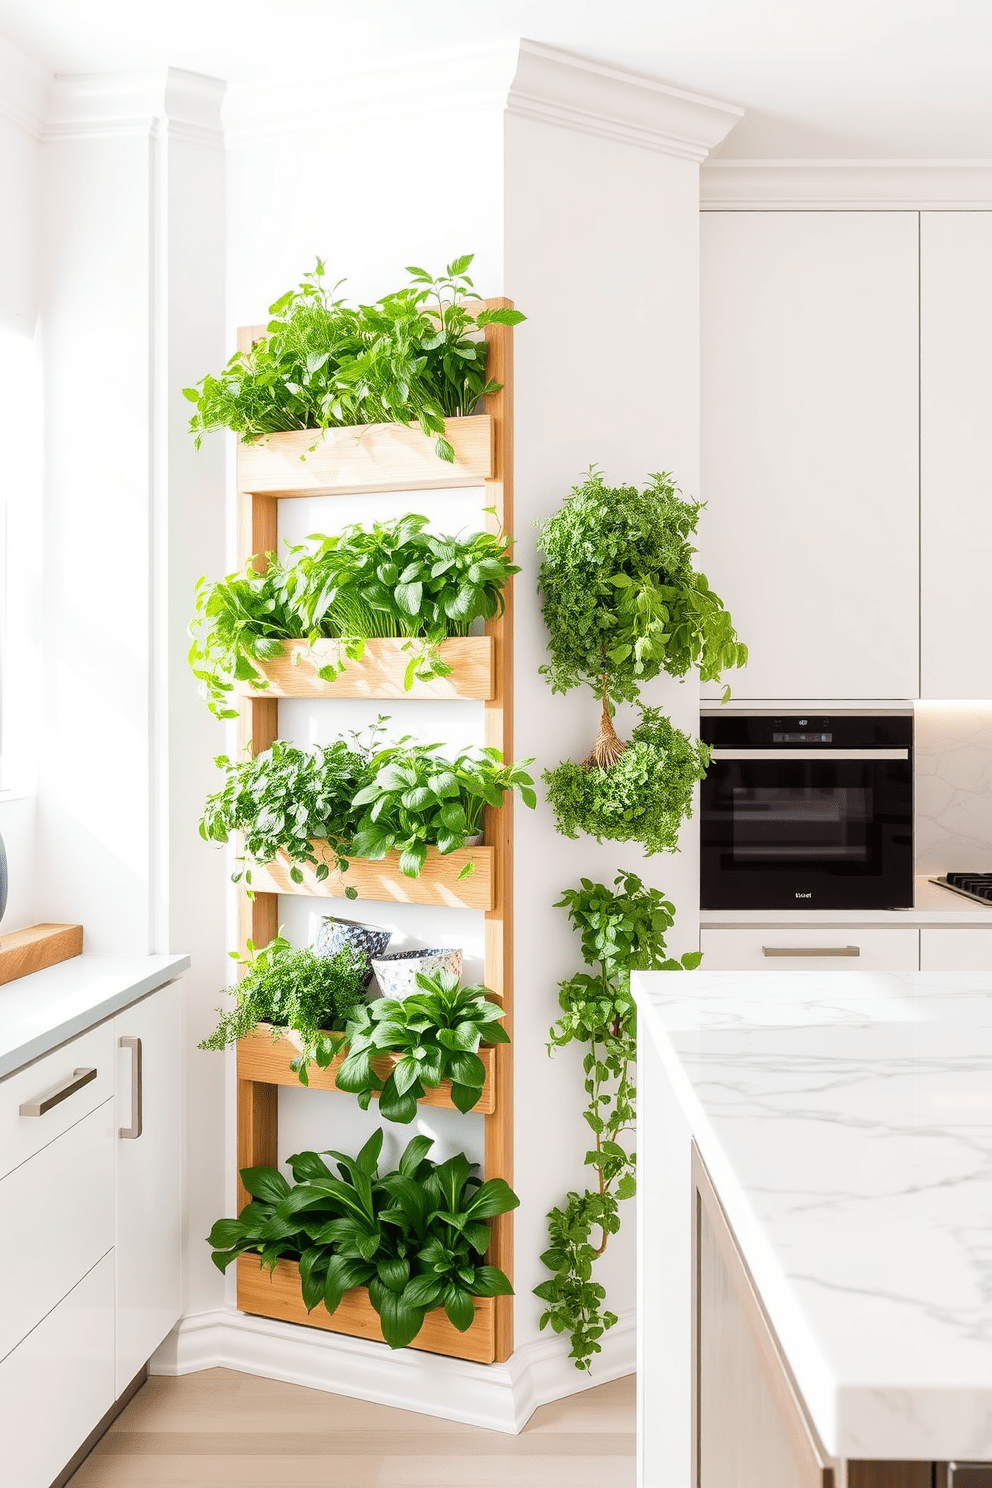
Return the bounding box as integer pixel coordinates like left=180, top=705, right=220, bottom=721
left=0, top=1021, right=115, bottom=1179
left=0, top=1099, right=114, bottom=1361
left=700, top=927, right=920, bottom=971
left=920, top=927, right=992, bottom=972
left=0, top=1250, right=115, bottom=1488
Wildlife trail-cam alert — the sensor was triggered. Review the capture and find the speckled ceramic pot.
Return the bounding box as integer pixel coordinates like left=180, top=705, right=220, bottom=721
left=0, top=828, right=7, bottom=924
left=370, top=947, right=462, bottom=999
left=314, top=916, right=391, bottom=988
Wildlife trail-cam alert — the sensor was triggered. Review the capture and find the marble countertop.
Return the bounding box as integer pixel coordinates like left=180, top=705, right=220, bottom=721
left=701, top=875, right=992, bottom=926
left=634, top=968, right=992, bottom=1462
left=0, top=952, right=190, bottom=1079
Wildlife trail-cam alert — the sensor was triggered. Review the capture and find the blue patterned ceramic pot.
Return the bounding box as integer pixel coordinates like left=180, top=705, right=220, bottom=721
left=371, top=947, right=462, bottom=999
left=314, top=916, right=391, bottom=987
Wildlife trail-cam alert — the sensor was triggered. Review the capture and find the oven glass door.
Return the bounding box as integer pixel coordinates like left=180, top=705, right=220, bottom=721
left=700, top=757, right=913, bottom=910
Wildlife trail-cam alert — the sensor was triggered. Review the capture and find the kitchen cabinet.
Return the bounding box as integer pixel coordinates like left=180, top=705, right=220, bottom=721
left=700, top=926, right=920, bottom=971
left=114, top=978, right=183, bottom=1395
left=699, top=211, right=920, bottom=701
left=0, top=976, right=183, bottom=1487
left=920, top=927, right=992, bottom=972
left=920, top=212, right=992, bottom=700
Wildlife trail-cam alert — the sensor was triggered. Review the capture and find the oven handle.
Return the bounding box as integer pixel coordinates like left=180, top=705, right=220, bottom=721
left=709, top=749, right=909, bottom=760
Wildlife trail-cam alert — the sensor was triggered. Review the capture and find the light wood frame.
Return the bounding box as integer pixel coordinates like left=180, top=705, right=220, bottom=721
left=233, top=306, right=515, bottom=1365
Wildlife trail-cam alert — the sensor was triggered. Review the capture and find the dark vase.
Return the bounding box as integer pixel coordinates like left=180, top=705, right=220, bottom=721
left=0, top=827, right=7, bottom=924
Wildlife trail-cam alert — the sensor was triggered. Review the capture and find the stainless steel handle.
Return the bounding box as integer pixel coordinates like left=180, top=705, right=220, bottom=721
left=19, top=1066, right=97, bottom=1117
left=119, top=1035, right=143, bottom=1139
left=762, top=945, right=860, bottom=958
left=710, top=749, right=909, bottom=761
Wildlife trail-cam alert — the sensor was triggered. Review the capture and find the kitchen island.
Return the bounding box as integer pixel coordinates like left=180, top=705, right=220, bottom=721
left=634, top=970, right=992, bottom=1487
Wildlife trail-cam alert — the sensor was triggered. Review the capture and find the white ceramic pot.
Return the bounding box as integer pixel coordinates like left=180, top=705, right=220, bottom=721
left=371, top=947, right=463, bottom=999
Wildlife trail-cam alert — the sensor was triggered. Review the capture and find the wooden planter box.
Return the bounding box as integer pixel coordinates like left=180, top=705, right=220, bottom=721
left=234, top=635, right=495, bottom=701
left=237, top=1256, right=496, bottom=1363
left=238, top=1028, right=497, bottom=1115
left=237, top=415, right=494, bottom=498
left=247, top=844, right=495, bottom=911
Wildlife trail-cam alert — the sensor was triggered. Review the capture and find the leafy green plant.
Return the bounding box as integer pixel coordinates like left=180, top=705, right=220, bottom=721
left=198, top=934, right=368, bottom=1084
left=183, top=256, right=525, bottom=462
left=335, top=969, right=508, bottom=1121
left=199, top=726, right=536, bottom=886
left=199, top=737, right=366, bottom=889
left=351, top=739, right=536, bottom=878
left=543, top=706, right=711, bottom=854
left=188, top=514, right=519, bottom=720
left=207, top=1128, right=518, bottom=1349
left=535, top=873, right=700, bottom=1369
left=537, top=468, right=747, bottom=703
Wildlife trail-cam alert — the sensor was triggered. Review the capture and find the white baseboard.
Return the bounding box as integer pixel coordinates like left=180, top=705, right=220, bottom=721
left=150, top=1306, right=635, bottom=1434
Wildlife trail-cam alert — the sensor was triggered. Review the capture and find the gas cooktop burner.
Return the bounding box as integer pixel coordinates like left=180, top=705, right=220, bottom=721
left=931, top=872, right=992, bottom=906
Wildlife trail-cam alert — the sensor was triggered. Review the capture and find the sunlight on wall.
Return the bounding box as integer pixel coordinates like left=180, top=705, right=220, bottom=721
left=0, top=322, right=42, bottom=793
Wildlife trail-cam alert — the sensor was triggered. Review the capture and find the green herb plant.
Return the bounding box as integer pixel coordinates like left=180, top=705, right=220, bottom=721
left=198, top=934, right=368, bottom=1084
left=335, top=969, right=508, bottom=1121
left=207, top=1128, right=518, bottom=1349
left=199, top=725, right=536, bottom=888
left=184, top=256, right=525, bottom=463
left=189, top=514, right=518, bottom=720
left=352, top=739, right=537, bottom=878
left=543, top=706, right=711, bottom=855
left=535, top=873, right=700, bottom=1370
left=537, top=467, right=747, bottom=704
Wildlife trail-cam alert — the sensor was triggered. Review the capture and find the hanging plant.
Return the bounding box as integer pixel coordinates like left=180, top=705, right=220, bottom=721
left=183, top=256, right=525, bottom=462
left=536, top=467, right=747, bottom=703
left=543, top=706, right=711, bottom=854
left=534, top=873, right=700, bottom=1370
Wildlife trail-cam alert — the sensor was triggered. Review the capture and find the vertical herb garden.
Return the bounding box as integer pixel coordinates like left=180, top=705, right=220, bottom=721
left=193, top=258, right=526, bottom=1362
left=534, top=467, right=746, bottom=1369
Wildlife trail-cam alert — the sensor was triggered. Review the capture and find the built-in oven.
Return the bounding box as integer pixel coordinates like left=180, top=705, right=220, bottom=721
left=699, top=712, right=913, bottom=911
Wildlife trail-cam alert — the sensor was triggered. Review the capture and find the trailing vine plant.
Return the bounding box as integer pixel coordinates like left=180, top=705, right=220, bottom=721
left=534, top=872, right=700, bottom=1370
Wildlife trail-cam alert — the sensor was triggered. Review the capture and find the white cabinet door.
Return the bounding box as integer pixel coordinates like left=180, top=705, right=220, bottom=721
left=920, top=212, right=992, bottom=699
left=700, top=926, right=920, bottom=971
left=920, top=927, right=992, bottom=971
left=0, top=1251, right=115, bottom=1488
left=0, top=1099, right=114, bottom=1361
left=699, top=212, right=919, bottom=701
left=114, top=980, right=183, bottom=1393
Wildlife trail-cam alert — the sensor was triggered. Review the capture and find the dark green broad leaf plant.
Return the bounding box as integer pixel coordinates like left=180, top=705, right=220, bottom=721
left=535, top=873, right=700, bottom=1371
left=183, top=256, right=525, bottom=463
left=207, top=1128, right=519, bottom=1349
left=537, top=467, right=747, bottom=703
left=335, top=969, right=508, bottom=1121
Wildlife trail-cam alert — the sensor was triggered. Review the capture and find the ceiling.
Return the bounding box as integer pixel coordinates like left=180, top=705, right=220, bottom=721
left=1, top=0, right=991, bottom=159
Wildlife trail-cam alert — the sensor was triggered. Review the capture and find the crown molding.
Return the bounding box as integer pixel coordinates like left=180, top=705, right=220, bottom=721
left=701, top=160, right=992, bottom=209
left=223, top=39, right=743, bottom=161
left=0, top=34, right=50, bottom=140
left=507, top=41, right=743, bottom=162
left=46, top=68, right=225, bottom=147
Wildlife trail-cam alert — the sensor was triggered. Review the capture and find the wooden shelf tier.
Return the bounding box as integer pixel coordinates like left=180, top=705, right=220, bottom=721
left=235, top=635, right=495, bottom=701
left=238, top=1028, right=497, bottom=1115
left=246, top=844, right=494, bottom=910
left=0, top=923, right=83, bottom=985
left=237, top=414, right=493, bottom=499
left=237, top=1256, right=496, bottom=1363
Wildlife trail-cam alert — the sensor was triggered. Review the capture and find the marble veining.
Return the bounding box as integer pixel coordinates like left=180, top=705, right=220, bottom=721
left=916, top=701, right=992, bottom=875
left=636, top=969, right=992, bottom=1460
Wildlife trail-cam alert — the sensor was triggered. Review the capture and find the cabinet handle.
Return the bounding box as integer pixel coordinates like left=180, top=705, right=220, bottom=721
left=762, top=945, right=860, bottom=958
left=19, top=1066, right=97, bottom=1117
left=119, top=1035, right=143, bottom=1139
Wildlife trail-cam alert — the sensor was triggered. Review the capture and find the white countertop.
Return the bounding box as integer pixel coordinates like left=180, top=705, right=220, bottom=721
left=701, top=874, right=992, bottom=926
left=634, top=968, right=992, bottom=1462
left=0, top=952, right=190, bottom=1079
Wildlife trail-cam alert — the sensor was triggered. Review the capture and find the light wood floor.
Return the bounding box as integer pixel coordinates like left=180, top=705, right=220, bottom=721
left=67, top=1367, right=635, bottom=1488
